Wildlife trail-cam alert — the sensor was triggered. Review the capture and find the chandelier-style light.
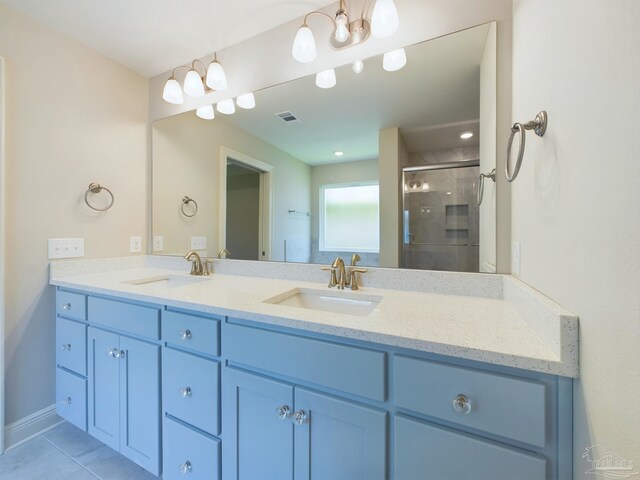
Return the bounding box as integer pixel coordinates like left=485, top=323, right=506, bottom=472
left=292, top=0, right=399, bottom=64
left=162, top=54, right=228, bottom=105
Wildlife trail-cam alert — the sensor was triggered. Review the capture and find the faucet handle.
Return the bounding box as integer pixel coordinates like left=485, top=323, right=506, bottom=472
left=203, top=259, right=214, bottom=276
left=349, top=268, right=368, bottom=291
left=321, top=266, right=338, bottom=288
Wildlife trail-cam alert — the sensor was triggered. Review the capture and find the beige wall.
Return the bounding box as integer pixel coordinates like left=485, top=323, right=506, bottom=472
left=512, top=0, right=640, bottom=475
left=152, top=113, right=311, bottom=261
left=0, top=4, right=148, bottom=425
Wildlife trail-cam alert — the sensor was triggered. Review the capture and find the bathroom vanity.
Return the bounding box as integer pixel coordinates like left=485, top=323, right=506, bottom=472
left=50, top=257, right=577, bottom=480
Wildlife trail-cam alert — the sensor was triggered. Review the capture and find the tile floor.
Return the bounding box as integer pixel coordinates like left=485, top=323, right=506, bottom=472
left=0, top=422, right=160, bottom=479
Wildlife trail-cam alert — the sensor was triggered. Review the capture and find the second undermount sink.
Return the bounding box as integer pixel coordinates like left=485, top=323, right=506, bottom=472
left=122, top=274, right=210, bottom=289
left=264, top=288, right=382, bottom=317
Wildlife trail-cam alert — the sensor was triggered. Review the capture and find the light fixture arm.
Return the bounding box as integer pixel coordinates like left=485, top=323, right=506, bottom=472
left=303, top=10, right=337, bottom=28
left=360, top=0, right=374, bottom=21
left=170, top=64, right=191, bottom=79
left=191, top=59, right=207, bottom=76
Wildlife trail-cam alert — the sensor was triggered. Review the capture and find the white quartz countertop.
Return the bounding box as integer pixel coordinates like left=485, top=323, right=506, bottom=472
left=50, top=258, right=578, bottom=378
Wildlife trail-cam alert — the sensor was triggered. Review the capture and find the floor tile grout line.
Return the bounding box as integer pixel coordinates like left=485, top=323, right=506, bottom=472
left=42, top=436, right=101, bottom=480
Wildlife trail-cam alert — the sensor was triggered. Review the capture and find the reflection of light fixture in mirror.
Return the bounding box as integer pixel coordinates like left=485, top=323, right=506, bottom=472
left=334, top=150, right=344, bottom=156
left=421, top=182, right=430, bottom=191
left=217, top=99, right=236, bottom=115
left=292, top=0, right=399, bottom=63
left=352, top=59, right=364, bottom=74
left=383, top=48, right=407, bottom=71
left=460, top=131, right=474, bottom=140
left=163, top=55, right=228, bottom=104
left=196, top=104, right=215, bottom=120
left=236, top=93, right=256, bottom=109
left=316, top=69, right=337, bottom=89
left=446, top=191, right=452, bottom=195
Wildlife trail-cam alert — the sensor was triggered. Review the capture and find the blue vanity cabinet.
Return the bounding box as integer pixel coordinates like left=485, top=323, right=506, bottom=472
left=55, top=290, right=88, bottom=431
left=86, top=296, right=161, bottom=476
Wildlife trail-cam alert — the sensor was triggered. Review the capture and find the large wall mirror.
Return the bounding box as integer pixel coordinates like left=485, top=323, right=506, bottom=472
left=152, top=22, right=498, bottom=273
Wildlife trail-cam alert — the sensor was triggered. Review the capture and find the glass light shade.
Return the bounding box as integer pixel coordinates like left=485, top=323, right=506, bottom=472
left=216, top=98, right=236, bottom=115
left=315, top=69, right=337, bottom=89
left=292, top=26, right=317, bottom=63
left=162, top=78, right=184, bottom=104
left=206, top=60, right=228, bottom=91
left=352, top=59, right=364, bottom=74
left=196, top=104, right=215, bottom=120
left=371, top=0, right=399, bottom=38
left=335, top=13, right=350, bottom=43
left=236, top=92, right=256, bottom=109
left=184, top=69, right=205, bottom=97
left=383, top=48, right=407, bottom=72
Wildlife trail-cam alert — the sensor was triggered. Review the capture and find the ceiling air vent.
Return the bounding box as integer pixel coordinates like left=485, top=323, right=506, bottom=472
left=274, top=111, right=301, bottom=124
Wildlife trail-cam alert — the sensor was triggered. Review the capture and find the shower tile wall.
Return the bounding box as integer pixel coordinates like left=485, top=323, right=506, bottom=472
left=403, top=165, right=480, bottom=272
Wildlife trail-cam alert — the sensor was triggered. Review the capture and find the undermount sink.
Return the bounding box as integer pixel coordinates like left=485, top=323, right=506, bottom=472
left=264, top=288, right=382, bottom=317
left=122, top=274, right=210, bottom=288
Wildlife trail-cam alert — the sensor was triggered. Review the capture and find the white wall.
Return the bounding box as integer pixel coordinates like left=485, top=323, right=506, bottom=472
left=0, top=4, right=148, bottom=426
left=511, top=1, right=640, bottom=475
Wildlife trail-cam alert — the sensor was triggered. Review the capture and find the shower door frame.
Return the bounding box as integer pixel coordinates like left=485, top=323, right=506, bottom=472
left=400, top=159, right=480, bottom=270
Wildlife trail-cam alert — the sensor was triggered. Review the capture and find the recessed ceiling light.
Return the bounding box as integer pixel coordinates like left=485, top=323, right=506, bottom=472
left=334, top=151, right=344, bottom=157
left=460, top=132, right=474, bottom=140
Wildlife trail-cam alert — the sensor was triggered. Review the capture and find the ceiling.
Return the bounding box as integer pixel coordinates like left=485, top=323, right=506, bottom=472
left=214, top=23, right=488, bottom=165
left=0, top=0, right=334, bottom=77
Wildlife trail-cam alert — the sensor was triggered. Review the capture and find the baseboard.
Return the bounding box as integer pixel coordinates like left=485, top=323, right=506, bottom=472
left=4, top=404, right=63, bottom=451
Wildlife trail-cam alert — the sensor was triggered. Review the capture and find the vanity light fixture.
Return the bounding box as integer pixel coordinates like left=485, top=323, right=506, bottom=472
left=352, top=59, right=364, bottom=74
left=383, top=48, right=407, bottom=71
left=460, top=131, right=474, bottom=140
left=162, top=53, right=228, bottom=105
left=196, top=104, right=215, bottom=120
left=217, top=98, right=236, bottom=115
left=236, top=92, right=256, bottom=109
left=292, top=0, right=399, bottom=63
left=316, top=69, right=337, bottom=89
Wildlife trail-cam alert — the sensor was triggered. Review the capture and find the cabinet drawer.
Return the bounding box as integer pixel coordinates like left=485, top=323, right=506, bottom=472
left=56, top=367, right=87, bottom=431
left=394, top=355, right=547, bottom=447
left=162, top=311, right=220, bottom=357
left=226, top=322, right=386, bottom=402
left=394, top=415, right=547, bottom=480
left=56, top=318, right=87, bottom=376
left=163, top=416, right=221, bottom=480
left=56, top=290, right=87, bottom=321
left=163, top=348, right=220, bottom=436
left=88, top=297, right=160, bottom=340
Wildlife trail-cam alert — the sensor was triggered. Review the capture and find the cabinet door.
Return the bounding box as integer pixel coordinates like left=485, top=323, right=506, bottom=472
left=293, top=388, right=387, bottom=480
left=119, top=336, right=161, bottom=476
left=88, top=327, right=120, bottom=450
left=223, top=368, right=294, bottom=480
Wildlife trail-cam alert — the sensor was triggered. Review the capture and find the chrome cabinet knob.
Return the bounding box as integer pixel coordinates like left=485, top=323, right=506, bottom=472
left=119, top=349, right=126, bottom=359
left=276, top=405, right=291, bottom=420
left=179, top=387, right=192, bottom=398
left=452, top=394, right=472, bottom=415
left=180, top=329, right=192, bottom=340
left=107, top=347, right=119, bottom=358
left=179, top=460, right=192, bottom=474
left=61, top=303, right=71, bottom=311
left=293, top=410, right=308, bottom=425
left=61, top=343, right=72, bottom=351
left=61, top=396, right=72, bottom=405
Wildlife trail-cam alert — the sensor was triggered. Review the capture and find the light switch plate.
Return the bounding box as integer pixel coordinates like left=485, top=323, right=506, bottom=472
left=48, top=238, right=85, bottom=259
left=130, top=236, right=142, bottom=253
left=512, top=241, right=521, bottom=276
left=153, top=236, right=164, bottom=252
left=191, top=236, right=207, bottom=250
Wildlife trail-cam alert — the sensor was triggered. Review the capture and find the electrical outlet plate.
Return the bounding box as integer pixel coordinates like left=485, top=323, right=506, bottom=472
left=130, top=236, right=142, bottom=253
left=48, top=238, right=85, bottom=259
left=191, top=236, right=207, bottom=250
left=153, top=236, right=164, bottom=252
left=512, top=241, right=521, bottom=276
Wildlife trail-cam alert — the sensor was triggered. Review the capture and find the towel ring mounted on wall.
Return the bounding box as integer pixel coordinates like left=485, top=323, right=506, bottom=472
left=505, top=111, right=548, bottom=182
left=477, top=168, right=496, bottom=206
left=84, top=183, right=114, bottom=211
left=181, top=196, right=198, bottom=217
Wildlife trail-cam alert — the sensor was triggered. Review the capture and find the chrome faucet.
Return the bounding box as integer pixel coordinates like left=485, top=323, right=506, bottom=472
left=184, top=251, right=204, bottom=276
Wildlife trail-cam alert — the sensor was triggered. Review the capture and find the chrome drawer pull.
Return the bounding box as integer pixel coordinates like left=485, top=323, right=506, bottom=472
left=179, top=387, right=192, bottom=398
left=276, top=405, right=291, bottom=420
left=179, top=460, right=192, bottom=474
left=293, top=410, right=308, bottom=425
left=61, top=343, right=72, bottom=351
left=180, top=329, right=192, bottom=340
left=452, top=394, right=472, bottom=415
left=119, top=350, right=126, bottom=359
left=61, top=396, right=72, bottom=405
left=61, top=303, right=72, bottom=311
left=107, top=347, right=119, bottom=358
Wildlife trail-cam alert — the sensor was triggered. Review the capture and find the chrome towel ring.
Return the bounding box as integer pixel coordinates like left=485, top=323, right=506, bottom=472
left=506, top=111, right=548, bottom=182
left=477, top=168, right=496, bottom=206
left=84, top=183, right=114, bottom=211
left=181, top=196, right=198, bottom=217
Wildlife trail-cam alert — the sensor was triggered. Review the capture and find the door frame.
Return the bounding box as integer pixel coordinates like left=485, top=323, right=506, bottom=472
left=218, top=146, right=273, bottom=261
left=0, top=56, right=6, bottom=453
